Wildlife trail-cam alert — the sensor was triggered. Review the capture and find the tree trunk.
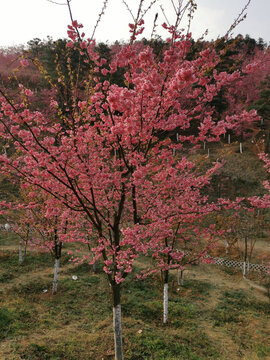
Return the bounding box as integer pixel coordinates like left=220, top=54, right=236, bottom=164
left=19, top=242, right=23, bottom=266
left=177, top=269, right=180, bottom=285
left=163, top=283, right=169, bottom=324
left=180, top=270, right=184, bottom=286
left=52, top=258, right=60, bottom=294
left=243, top=236, right=248, bottom=278
left=92, top=260, right=97, bottom=273
left=19, top=241, right=27, bottom=265
left=177, top=269, right=184, bottom=286
left=225, top=240, right=229, bottom=254
left=163, top=270, right=169, bottom=324
left=90, top=247, right=97, bottom=273
left=239, top=133, right=243, bottom=154
left=112, top=284, right=124, bottom=360
left=87, top=241, right=98, bottom=273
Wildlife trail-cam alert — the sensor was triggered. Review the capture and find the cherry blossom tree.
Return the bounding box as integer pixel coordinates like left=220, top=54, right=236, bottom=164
left=0, top=187, right=72, bottom=293
left=0, top=1, right=259, bottom=358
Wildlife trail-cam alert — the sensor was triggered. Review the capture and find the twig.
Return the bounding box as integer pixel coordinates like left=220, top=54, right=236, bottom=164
left=225, top=0, right=252, bottom=38
left=44, top=0, right=68, bottom=5
left=122, top=0, right=135, bottom=22
left=150, top=12, right=159, bottom=40
left=170, top=0, right=178, bottom=15
left=160, top=5, right=171, bottom=27
left=139, top=0, right=158, bottom=23
left=91, top=0, right=109, bottom=41
left=186, top=0, right=197, bottom=35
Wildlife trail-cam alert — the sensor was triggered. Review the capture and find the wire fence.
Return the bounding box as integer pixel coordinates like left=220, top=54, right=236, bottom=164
left=210, top=256, right=269, bottom=274
left=183, top=251, right=269, bottom=274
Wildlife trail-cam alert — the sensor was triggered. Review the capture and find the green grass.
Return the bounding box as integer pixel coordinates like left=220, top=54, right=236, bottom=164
left=0, top=247, right=269, bottom=359
left=212, top=289, right=270, bottom=327
left=125, top=327, right=220, bottom=360
left=0, top=304, right=38, bottom=340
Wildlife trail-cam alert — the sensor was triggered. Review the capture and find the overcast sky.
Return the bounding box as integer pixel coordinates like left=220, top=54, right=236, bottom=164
left=0, top=0, right=269, bottom=48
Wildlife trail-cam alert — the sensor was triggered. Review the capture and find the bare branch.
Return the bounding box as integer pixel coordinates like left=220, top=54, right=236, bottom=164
left=122, top=0, right=135, bottom=22
left=139, top=0, right=158, bottom=23
left=44, top=0, right=68, bottom=5
left=225, top=0, right=252, bottom=39
left=91, top=0, right=110, bottom=41
left=150, top=12, right=159, bottom=40
left=170, top=0, right=178, bottom=15
left=160, top=5, right=171, bottom=27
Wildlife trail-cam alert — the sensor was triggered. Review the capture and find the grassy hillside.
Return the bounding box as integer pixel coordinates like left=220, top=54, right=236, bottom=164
left=0, top=232, right=269, bottom=360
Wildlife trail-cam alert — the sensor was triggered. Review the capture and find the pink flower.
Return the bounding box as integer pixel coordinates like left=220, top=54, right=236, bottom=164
left=20, top=59, right=29, bottom=67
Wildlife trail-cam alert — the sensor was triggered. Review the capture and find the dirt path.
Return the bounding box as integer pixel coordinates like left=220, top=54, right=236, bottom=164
left=185, top=265, right=270, bottom=360
left=0, top=244, right=77, bottom=293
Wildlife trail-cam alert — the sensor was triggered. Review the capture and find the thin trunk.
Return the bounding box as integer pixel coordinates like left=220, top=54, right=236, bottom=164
left=243, top=236, right=248, bottom=278
left=110, top=189, right=126, bottom=359
left=112, top=284, right=124, bottom=360
left=163, top=282, right=169, bottom=324
left=177, top=269, right=185, bottom=286
left=19, top=242, right=23, bottom=265
left=163, top=270, right=169, bottom=324
left=240, top=142, right=243, bottom=153
left=87, top=242, right=97, bottom=273
left=52, top=258, right=60, bottom=294
left=239, top=133, right=243, bottom=154
left=92, top=259, right=97, bottom=273
left=225, top=240, right=229, bottom=254
left=177, top=269, right=180, bottom=285
left=52, top=230, right=62, bottom=294
left=180, top=270, right=184, bottom=286
left=228, top=133, right=231, bottom=144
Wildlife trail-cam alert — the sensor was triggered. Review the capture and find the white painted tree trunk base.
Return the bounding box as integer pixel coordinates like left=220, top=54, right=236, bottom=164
left=225, top=241, right=229, bottom=254
left=52, top=258, right=60, bottom=294
left=163, top=283, right=169, bottom=324
left=180, top=270, right=184, bottom=286
left=177, top=270, right=184, bottom=286
left=113, top=305, right=124, bottom=360
left=243, top=261, right=246, bottom=278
